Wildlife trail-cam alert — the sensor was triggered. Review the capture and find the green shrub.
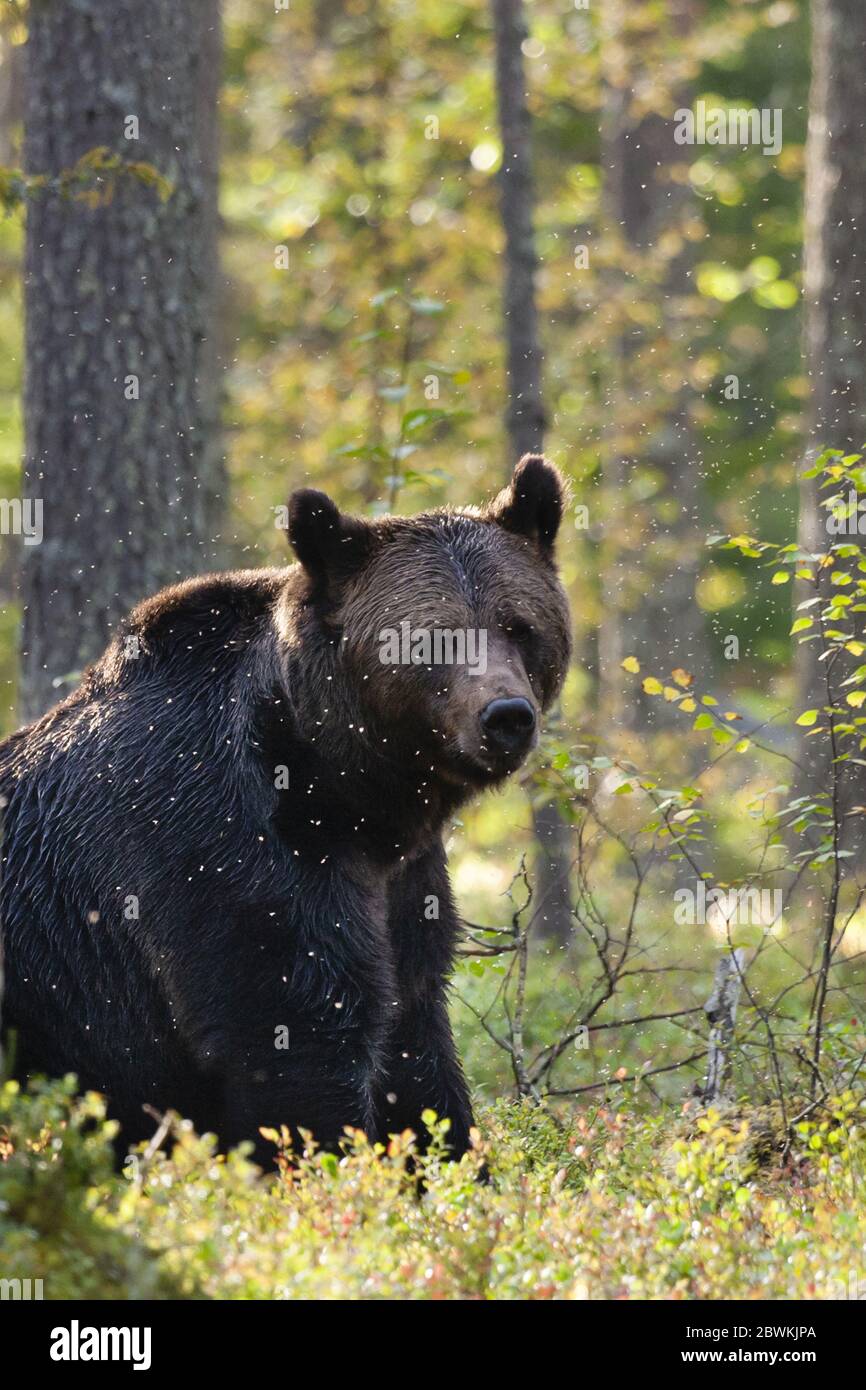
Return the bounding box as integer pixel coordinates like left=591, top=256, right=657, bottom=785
left=3, top=1077, right=866, bottom=1300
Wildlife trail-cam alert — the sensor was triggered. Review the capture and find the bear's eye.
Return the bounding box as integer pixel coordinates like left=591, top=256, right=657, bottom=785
left=502, top=616, right=534, bottom=647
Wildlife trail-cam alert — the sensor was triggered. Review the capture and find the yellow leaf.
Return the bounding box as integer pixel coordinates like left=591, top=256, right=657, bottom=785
left=796, top=709, right=818, bottom=726
left=642, top=677, right=663, bottom=695
left=679, top=698, right=697, bottom=713
left=622, top=655, right=640, bottom=673
left=672, top=668, right=693, bottom=688
left=847, top=692, right=866, bottom=708
left=771, top=571, right=790, bottom=585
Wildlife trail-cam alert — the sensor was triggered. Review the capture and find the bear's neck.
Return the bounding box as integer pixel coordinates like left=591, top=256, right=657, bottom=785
left=255, top=624, right=470, bottom=866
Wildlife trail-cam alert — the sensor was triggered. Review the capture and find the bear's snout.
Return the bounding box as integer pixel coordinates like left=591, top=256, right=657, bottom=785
left=479, top=696, right=536, bottom=758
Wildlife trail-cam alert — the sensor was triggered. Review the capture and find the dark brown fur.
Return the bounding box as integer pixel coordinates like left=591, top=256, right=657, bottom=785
left=0, top=456, right=571, bottom=1164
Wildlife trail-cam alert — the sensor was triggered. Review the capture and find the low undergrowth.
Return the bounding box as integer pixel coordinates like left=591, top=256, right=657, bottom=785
left=1, top=1076, right=864, bottom=1300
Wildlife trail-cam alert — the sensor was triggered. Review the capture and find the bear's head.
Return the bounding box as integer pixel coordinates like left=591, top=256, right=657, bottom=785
left=283, top=455, right=571, bottom=798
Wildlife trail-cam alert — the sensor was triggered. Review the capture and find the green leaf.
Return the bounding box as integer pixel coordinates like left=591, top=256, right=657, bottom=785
left=408, top=296, right=445, bottom=315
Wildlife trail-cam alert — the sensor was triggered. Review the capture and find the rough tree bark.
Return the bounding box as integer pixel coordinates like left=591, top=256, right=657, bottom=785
left=701, top=948, right=745, bottom=1103
left=20, top=0, right=223, bottom=720
left=0, top=32, right=23, bottom=613
left=491, top=0, right=572, bottom=942
left=797, top=0, right=866, bottom=846
left=491, top=0, right=545, bottom=457
left=598, top=0, right=710, bottom=734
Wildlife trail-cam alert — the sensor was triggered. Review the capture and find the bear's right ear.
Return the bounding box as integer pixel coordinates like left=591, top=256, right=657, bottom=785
left=486, top=454, right=565, bottom=556
left=287, top=488, right=373, bottom=592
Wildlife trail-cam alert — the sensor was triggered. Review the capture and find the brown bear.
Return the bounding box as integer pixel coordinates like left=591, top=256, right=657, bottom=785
left=0, top=454, right=571, bottom=1165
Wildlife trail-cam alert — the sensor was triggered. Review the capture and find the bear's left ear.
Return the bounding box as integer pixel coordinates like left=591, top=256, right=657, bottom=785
left=487, top=454, right=565, bottom=556
left=287, top=488, right=374, bottom=592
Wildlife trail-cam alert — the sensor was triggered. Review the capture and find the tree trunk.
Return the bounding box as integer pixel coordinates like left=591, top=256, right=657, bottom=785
left=491, top=0, right=572, bottom=943
left=0, top=31, right=24, bottom=614
left=797, top=0, right=866, bottom=846
left=20, top=0, right=223, bottom=721
left=491, top=0, right=546, bottom=458
left=598, top=0, right=711, bottom=735
left=701, top=949, right=745, bottom=1103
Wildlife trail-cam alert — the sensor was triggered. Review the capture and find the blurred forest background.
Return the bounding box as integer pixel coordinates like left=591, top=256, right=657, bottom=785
left=1, top=0, right=864, bottom=1117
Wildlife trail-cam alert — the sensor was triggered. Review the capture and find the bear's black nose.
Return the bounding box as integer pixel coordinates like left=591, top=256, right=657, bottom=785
left=480, top=697, right=536, bottom=753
